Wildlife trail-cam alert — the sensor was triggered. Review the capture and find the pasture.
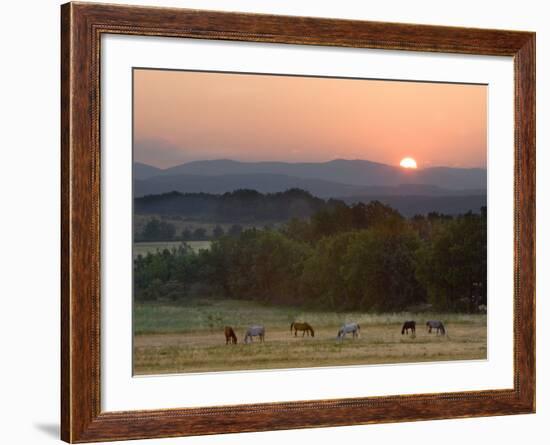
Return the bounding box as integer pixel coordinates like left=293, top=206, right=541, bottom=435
left=133, top=298, right=487, bottom=375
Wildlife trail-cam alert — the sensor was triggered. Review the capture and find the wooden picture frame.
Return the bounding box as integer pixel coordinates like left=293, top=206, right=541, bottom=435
left=61, top=2, right=535, bottom=442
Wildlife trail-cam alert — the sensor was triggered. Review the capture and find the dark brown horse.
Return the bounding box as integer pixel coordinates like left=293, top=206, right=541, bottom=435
left=401, top=320, right=416, bottom=335
left=224, top=326, right=237, bottom=344
left=290, top=322, right=315, bottom=337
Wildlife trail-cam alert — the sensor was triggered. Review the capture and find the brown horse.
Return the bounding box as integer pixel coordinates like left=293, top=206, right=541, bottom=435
left=224, top=326, right=237, bottom=344
left=290, top=322, right=315, bottom=337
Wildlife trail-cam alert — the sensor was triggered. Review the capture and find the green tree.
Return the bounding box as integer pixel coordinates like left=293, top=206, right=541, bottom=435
left=141, top=218, right=176, bottom=241
left=299, top=232, right=356, bottom=308
left=211, top=229, right=311, bottom=305
left=193, top=227, right=207, bottom=240
left=181, top=228, right=193, bottom=240
left=341, top=227, right=423, bottom=311
left=300, top=227, right=423, bottom=311
left=228, top=224, right=243, bottom=238
left=415, top=211, right=486, bottom=310
left=283, top=217, right=314, bottom=243
left=134, top=244, right=201, bottom=302
left=212, top=225, right=224, bottom=239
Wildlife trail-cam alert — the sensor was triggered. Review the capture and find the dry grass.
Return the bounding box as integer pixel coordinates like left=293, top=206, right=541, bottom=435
left=133, top=300, right=486, bottom=375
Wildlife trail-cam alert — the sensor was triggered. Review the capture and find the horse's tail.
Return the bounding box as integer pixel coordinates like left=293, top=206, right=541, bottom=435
left=440, top=324, right=446, bottom=335
left=290, top=322, right=294, bottom=332
left=401, top=324, right=405, bottom=335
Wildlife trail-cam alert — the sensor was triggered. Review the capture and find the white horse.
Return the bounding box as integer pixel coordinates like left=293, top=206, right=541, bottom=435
left=337, top=323, right=361, bottom=340
left=244, top=325, right=265, bottom=344
left=426, top=320, right=446, bottom=336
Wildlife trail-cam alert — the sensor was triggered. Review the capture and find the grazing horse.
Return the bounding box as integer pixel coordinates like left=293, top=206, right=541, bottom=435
left=426, top=320, right=446, bottom=335
left=401, top=320, right=416, bottom=335
left=337, top=323, right=361, bottom=340
left=290, top=322, right=315, bottom=337
left=244, top=325, right=265, bottom=344
left=224, top=326, right=237, bottom=344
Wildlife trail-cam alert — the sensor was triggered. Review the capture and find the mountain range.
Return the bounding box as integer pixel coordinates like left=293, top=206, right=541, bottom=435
left=134, top=159, right=486, bottom=199
left=134, top=159, right=486, bottom=216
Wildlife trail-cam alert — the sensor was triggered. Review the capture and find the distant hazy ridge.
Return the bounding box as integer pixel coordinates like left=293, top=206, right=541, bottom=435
left=135, top=159, right=486, bottom=195
left=134, top=159, right=486, bottom=218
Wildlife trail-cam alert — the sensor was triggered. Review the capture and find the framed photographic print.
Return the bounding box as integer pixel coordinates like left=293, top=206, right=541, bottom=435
left=61, top=2, right=535, bottom=442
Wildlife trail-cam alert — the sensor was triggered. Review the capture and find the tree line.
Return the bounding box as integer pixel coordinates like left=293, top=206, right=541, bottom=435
left=136, top=188, right=348, bottom=222
left=136, top=218, right=245, bottom=242
left=134, top=200, right=487, bottom=312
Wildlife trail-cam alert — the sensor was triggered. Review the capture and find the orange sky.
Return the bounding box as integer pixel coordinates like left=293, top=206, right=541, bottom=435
left=133, top=69, right=487, bottom=169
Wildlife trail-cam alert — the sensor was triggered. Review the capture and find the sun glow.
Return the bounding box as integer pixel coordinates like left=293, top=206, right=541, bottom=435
left=399, top=157, right=418, bottom=169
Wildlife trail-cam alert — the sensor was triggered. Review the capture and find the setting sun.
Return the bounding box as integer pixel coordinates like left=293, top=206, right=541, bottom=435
left=400, top=157, right=418, bottom=169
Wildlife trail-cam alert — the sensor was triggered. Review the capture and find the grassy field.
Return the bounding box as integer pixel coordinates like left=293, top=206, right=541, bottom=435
left=134, top=299, right=487, bottom=375
left=134, top=241, right=211, bottom=258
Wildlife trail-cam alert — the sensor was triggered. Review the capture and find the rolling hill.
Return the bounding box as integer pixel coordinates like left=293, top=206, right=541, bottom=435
left=132, top=159, right=486, bottom=216
left=134, top=159, right=486, bottom=196
left=143, top=159, right=486, bottom=190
